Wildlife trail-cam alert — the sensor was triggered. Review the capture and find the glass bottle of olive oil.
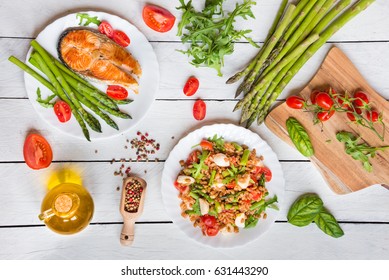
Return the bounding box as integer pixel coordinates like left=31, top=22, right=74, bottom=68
left=39, top=183, right=94, bottom=235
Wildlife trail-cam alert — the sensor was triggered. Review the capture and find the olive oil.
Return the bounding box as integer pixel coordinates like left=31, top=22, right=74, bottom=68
left=39, top=183, right=94, bottom=235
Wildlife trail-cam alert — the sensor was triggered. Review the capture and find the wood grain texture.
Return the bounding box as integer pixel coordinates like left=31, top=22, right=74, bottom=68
left=266, top=47, right=389, bottom=194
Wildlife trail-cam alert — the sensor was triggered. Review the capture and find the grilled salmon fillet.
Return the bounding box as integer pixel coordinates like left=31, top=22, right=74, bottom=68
left=58, top=28, right=142, bottom=93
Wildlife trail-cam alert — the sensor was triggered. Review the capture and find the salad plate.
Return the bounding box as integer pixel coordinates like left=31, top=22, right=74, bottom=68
left=161, top=124, right=285, bottom=248
left=24, top=11, right=159, bottom=140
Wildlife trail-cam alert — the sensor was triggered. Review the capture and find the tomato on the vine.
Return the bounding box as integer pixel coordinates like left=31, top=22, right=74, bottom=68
left=315, top=92, right=334, bottom=110
left=317, top=110, right=335, bottom=122
left=353, top=91, right=369, bottom=107
left=366, top=110, right=379, bottom=122
left=310, top=90, right=320, bottom=104
left=286, top=96, right=305, bottom=109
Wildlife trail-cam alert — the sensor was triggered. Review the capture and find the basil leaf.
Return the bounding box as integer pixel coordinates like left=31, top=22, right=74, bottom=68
left=287, top=194, right=323, bottom=227
left=244, top=215, right=259, bottom=229
left=314, top=209, right=344, bottom=238
left=286, top=117, right=314, bottom=157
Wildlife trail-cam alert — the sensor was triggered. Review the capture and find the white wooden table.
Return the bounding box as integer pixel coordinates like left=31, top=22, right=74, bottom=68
left=1, top=0, right=389, bottom=260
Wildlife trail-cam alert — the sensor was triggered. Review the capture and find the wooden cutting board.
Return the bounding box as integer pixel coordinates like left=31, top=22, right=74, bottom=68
left=265, top=47, right=389, bottom=194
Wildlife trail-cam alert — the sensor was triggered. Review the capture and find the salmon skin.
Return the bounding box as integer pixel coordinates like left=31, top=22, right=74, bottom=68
left=58, top=28, right=142, bottom=93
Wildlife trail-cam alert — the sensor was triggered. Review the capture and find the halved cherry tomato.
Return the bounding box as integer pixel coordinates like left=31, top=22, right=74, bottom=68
left=23, top=134, right=53, bottom=170
left=206, top=226, right=219, bottom=236
left=317, top=110, right=335, bottom=122
left=250, top=191, right=263, bottom=201
left=366, top=110, right=379, bottom=122
left=286, top=96, right=305, bottom=109
left=107, top=85, right=128, bottom=100
left=226, top=181, right=236, bottom=189
left=310, top=90, right=321, bottom=104
left=200, top=140, right=213, bottom=151
left=353, top=91, right=369, bottom=107
left=193, top=99, right=206, bottom=121
left=315, top=92, right=334, bottom=110
left=201, top=215, right=217, bottom=227
left=183, top=76, right=199, bottom=96
left=54, top=100, right=71, bottom=123
left=186, top=150, right=200, bottom=164
left=112, top=30, right=130, bottom=47
left=259, top=167, right=272, bottom=182
left=174, top=181, right=188, bottom=193
left=98, top=21, right=114, bottom=38
left=142, top=5, right=176, bottom=33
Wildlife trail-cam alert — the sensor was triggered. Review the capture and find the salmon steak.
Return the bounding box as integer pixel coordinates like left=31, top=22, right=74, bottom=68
left=58, top=28, right=142, bottom=93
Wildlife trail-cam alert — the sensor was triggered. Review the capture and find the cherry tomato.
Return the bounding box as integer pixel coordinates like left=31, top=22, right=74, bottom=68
left=107, top=85, right=128, bottom=100
left=259, top=167, right=272, bottom=182
left=193, top=99, right=206, bottom=121
left=112, top=30, right=130, bottom=47
left=98, top=21, right=114, bottom=38
left=315, top=92, right=334, bottom=110
left=327, top=87, right=337, bottom=98
left=174, top=181, right=188, bottom=193
left=366, top=111, right=379, bottom=122
left=23, top=134, right=53, bottom=170
left=200, top=140, right=213, bottom=151
left=201, top=215, right=217, bottom=227
left=353, top=91, right=369, bottom=107
left=317, top=110, right=335, bottom=122
left=347, top=112, right=356, bottom=122
left=183, top=76, right=199, bottom=96
left=310, top=90, right=320, bottom=104
left=206, top=226, right=219, bottom=236
left=286, top=96, right=305, bottom=109
left=226, top=182, right=237, bottom=189
left=54, top=100, right=71, bottom=123
left=186, top=150, right=200, bottom=164
left=250, top=191, right=263, bottom=201
left=142, top=5, right=176, bottom=33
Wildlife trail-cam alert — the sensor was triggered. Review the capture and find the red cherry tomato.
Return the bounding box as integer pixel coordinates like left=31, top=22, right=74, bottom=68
left=112, top=30, right=130, bottom=47
left=366, top=111, right=379, bottom=122
left=286, top=96, right=305, bottom=109
left=206, top=226, right=219, bottom=236
left=186, top=150, right=200, bottom=165
left=107, top=85, right=128, bottom=100
left=250, top=191, right=263, bottom=201
left=193, top=99, right=206, bottom=121
left=183, top=76, right=199, bottom=96
left=54, top=100, right=72, bottom=123
left=201, top=215, right=217, bottom=227
left=347, top=112, right=356, bottom=122
left=315, top=92, right=334, bottom=110
left=142, top=5, right=176, bottom=33
left=317, top=110, right=335, bottom=122
left=259, top=167, right=272, bottom=182
left=310, top=90, right=320, bottom=104
left=353, top=91, right=369, bottom=107
left=174, top=181, right=188, bottom=193
left=23, top=134, right=53, bottom=170
left=200, top=140, right=213, bottom=151
left=98, top=21, right=114, bottom=38
left=226, top=182, right=237, bottom=189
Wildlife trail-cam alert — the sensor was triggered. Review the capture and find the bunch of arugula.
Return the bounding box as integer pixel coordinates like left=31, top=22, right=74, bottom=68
left=176, top=0, right=259, bottom=76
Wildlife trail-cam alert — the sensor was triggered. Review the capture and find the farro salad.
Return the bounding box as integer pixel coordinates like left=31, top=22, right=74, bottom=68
left=174, top=135, right=278, bottom=237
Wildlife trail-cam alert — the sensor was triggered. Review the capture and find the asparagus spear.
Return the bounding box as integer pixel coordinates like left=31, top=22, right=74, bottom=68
left=31, top=40, right=102, bottom=133
left=226, top=0, right=289, bottom=85
left=256, top=0, right=376, bottom=125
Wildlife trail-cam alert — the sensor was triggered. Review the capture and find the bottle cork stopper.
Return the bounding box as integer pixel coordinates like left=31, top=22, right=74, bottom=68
left=54, top=194, right=73, bottom=213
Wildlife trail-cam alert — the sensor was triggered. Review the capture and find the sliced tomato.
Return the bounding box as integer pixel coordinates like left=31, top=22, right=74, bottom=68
left=23, top=134, right=53, bottom=170
left=201, top=215, right=217, bottom=227
left=193, top=99, right=206, bottom=121
left=226, top=181, right=236, bottom=189
left=317, top=110, right=335, bottom=122
left=107, top=85, right=128, bottom=100
left=54, top=100, right=71, bottom=123
left=200, top=140, right=213, bottom=151
left=186, top=150, right=200, bottom=164
left=143, top=5, right=176, bottom=33
left=112, top=30, right=130, bottom=47
left=98, top=21, right=114, bottom=38
left=205, top=226, right=219, bottom=236
left=250, top=191, right=263, bottom=201
left=174, top=181, right=188, bottom=193
left=183, top=76, right=199, bottom=96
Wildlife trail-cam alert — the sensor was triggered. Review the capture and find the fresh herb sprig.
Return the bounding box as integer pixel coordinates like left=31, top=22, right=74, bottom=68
left=336, top=131, right=389, bottom=172
left=76, top=13, right=101, bottom=26
left=176, top=0, right=259, bottom=76
left=208, top=134, right=225, bottom=152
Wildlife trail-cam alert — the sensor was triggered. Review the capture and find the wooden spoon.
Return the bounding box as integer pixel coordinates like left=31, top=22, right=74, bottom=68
left=119, top=176, right=147, bottom=246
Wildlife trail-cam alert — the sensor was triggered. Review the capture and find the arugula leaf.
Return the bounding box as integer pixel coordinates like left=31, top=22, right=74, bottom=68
left=176, top=0, right=258, bottom=76
left=208, top=135, right=225, bottom=151
left=76, top=13, right=101, bottom=26
left=191, top=150, right=209, bottom=180
left=36, top=88, right=56, bottom=108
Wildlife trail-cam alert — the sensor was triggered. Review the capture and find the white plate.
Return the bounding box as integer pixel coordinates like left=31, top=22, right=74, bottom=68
left=161, top=124, right=285, bottom=248
left=24, top=11, right=159, bottom=140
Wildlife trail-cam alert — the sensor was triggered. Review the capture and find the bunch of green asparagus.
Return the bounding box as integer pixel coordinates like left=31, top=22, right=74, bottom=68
left=227, top=0, right=375, bottom=128
left=9, top=40, right=132, bottom=141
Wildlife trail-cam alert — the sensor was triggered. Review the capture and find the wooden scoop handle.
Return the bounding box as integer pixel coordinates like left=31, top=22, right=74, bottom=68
left=120, top=220, right=135, bottom=246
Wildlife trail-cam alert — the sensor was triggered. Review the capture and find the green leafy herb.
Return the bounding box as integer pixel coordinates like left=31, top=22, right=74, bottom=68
left=336, top=131, right=389, bottom=172
left=36, top=87, right=56, bottom=108
left=286, top=117, right=315, bottom=157
left=287, top=194, right=323, bottom=227
left=314, top=209, right=344, bottom=238
left=191, top=150, right=209, bottom=179
left=176, top=0, right=259, bottom=76
left=208, top=134, right=225, bottom=151
left=76, top=13, right=101, bottom=26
